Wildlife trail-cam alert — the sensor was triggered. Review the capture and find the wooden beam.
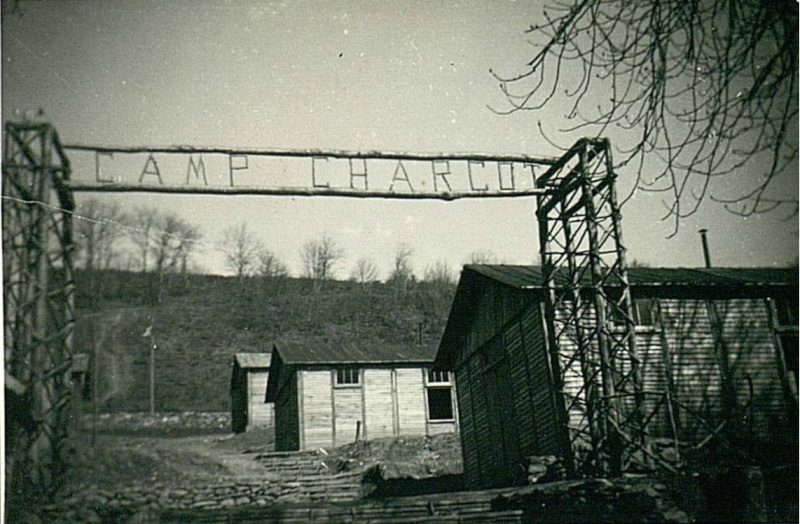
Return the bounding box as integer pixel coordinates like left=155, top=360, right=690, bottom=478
left=65, top=181, right=545, bottom=199
left=63, top=143, right=559, bottom=165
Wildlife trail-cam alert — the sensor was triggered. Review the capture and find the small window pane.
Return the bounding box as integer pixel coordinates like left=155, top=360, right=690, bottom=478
left=427, top=388, right=453, bottom=420
left=427, top=370, right=449, bottom=383
left=336, top=368, right=360, bottom=385
left=635, top=298, right=655, bottom=326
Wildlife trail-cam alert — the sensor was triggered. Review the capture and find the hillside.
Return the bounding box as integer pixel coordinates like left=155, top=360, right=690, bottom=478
left=73, top=270, right=456, bottom=413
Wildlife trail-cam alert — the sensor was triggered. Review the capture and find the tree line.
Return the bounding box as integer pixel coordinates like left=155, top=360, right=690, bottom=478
left=73, top=198, right=509, bottom=304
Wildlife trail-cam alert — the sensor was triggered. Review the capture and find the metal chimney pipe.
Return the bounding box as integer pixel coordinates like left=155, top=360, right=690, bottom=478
left=699, top=229, right=712, bottom=268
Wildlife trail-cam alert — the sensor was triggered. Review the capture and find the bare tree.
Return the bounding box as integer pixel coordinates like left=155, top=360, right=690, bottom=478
left=301, top=233, right=344, bottom=291
left=467, top=250, right=499, bottom=265
left=491, top=0, right=798, bottom=232
left=74, top=198, right=124, bottom=271
left=127, top=206, right=159, bottom=273
left=147, top=212, right=202, bottom=303
left=350, top=257, right=379, bottom=290
left=387, top=243, right=415, bottom=294
left=256, top=249, right=289, bottom=279
left=221, top=222, right=263, bottom=281
left=424, top=260, right=455, bottom=287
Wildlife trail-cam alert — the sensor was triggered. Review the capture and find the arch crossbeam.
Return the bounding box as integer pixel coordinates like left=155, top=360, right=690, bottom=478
left=59, top=144, right=556, bottom=198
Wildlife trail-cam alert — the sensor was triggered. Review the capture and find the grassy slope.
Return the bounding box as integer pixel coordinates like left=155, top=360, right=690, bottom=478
left=73, top=271, right=455, bottom=413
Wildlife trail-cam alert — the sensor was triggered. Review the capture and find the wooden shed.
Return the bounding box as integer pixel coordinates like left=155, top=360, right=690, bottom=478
left=436, top=265, right=798, bottom=489
left=230, top=352, right=274, bottom=435
left=265, top=341, right=458, bottom=451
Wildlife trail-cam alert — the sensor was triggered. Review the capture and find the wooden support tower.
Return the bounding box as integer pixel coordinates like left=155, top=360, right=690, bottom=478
left=536, top=138, right=644, bottom=476
left=3, top=122, right=76, bottom=499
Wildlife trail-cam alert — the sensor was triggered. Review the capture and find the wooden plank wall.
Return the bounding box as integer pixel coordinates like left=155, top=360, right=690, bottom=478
left=452, top=283, right=788, bottom=488
left=300, top=371, right=334, bottom=450
left=659, top=298, right=724, bottom=438
left=452, top=276, right=560, bottom=490
left=554, top=297, right=787, bottom=449
left=294, top=367, right=457, bottom=451
left=395, top=368, right=427, bottom=436
left=333, top=380, right=362, bottom=447
left=363, top=369, right=395, bottom=440
left=552, top=302, right=599, bottom=456
left=246, top=371, right=275, bottom=435
left=718, top=299, right=787, bottom=435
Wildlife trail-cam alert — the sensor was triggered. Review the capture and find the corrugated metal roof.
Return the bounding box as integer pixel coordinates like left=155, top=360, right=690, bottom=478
left=467, top=265, right=798, bottom=289
left=274, top=337, right=437, bottom=366
left=234, top=352, right=271, bottom=369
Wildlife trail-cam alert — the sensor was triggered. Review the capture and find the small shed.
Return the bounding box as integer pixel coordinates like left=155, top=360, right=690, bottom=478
left=230, top=352, right=274, bottom=435
left=436, top=265, right=798, bottom=489
left=266, top=340, right=458, bottom=451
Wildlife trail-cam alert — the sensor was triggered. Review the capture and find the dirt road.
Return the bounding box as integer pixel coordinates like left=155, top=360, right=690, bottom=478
left=67, top=430, right=276, bottom=489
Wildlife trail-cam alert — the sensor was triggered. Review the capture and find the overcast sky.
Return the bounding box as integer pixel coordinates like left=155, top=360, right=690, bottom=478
left=2, top=0, right=797, bottom=278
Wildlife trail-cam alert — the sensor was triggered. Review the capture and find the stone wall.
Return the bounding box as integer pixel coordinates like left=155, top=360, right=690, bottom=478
left=38, top=471, right=369, bottom=523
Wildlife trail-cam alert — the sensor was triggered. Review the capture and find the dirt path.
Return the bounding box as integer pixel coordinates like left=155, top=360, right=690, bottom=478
left=67, top=431, right=276, bottom=489
left=168, top=434, right=275, bottom=479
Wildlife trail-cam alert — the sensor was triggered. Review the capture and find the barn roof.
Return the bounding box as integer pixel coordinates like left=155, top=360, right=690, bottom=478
left=436, top=265, right=798, bottom=369
left=234, top=352, right=271, bottom=369
left=265, top=341, right=438, bottom=402
left=272, top=338, right=437, bottom=366
left=466, top=265, right=798, bottom=289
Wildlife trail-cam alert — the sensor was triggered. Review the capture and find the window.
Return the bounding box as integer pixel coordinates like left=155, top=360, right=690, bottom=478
left=427, top=388, right=454, bottom=421
left=633, top=298, right=656, bottom=326
left=427, top=370, right=450, bottom=384
left=609, top=297, right=656, bottom=327
left=335, top=367, right=360, bottom=386
left=426, top=368, right=454, bottom=421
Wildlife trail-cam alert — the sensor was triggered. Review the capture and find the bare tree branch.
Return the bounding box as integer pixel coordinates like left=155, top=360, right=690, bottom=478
left=492, top=0, right=798, bottom=233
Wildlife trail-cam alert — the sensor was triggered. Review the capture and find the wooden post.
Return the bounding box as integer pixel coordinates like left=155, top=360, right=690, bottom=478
left=92, top=341, right=99, bottom=448
left=149, top=338, right=156, bottom=415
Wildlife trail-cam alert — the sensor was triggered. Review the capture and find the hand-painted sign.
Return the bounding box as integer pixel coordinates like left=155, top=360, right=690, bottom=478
left=64, top=146, right=555, bottom=199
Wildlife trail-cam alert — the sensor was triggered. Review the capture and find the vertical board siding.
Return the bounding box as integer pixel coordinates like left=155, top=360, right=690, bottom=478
left=395, top=368, right=427, bottom=436
left=635, top=330, right=669, bottom=437
left=451, top=277, right=560, bottom=490
left=468, top=352, right=493, bottom=489
left=506, top=321, right=536, bottom=459
left=283, top=366, right=452, bottom=451
left=521, top=305, right=562, bottom=457
left=717, top=299, right=787, bottom=438
left=333, top=381, right=362, bottom=448
left=483, top=344, right=521, bottom=487
left=553, top=301, right=598, bottom=450
left=301, top=371, right=334, bottom=450
left=364, top=369, right=395, bottom=440
left=661, top=299, right=724, bottom=439
left=247, top=371, right=274, bottom=433
left=449, top=272, right=790, bottom=489
left=455, top=360, right=480, bottom=489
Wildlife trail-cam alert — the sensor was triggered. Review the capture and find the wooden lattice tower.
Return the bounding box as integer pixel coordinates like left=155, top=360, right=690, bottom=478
left=536, top=138, right=644, bottom=476
left=3, top=122, right=76, bottom=497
